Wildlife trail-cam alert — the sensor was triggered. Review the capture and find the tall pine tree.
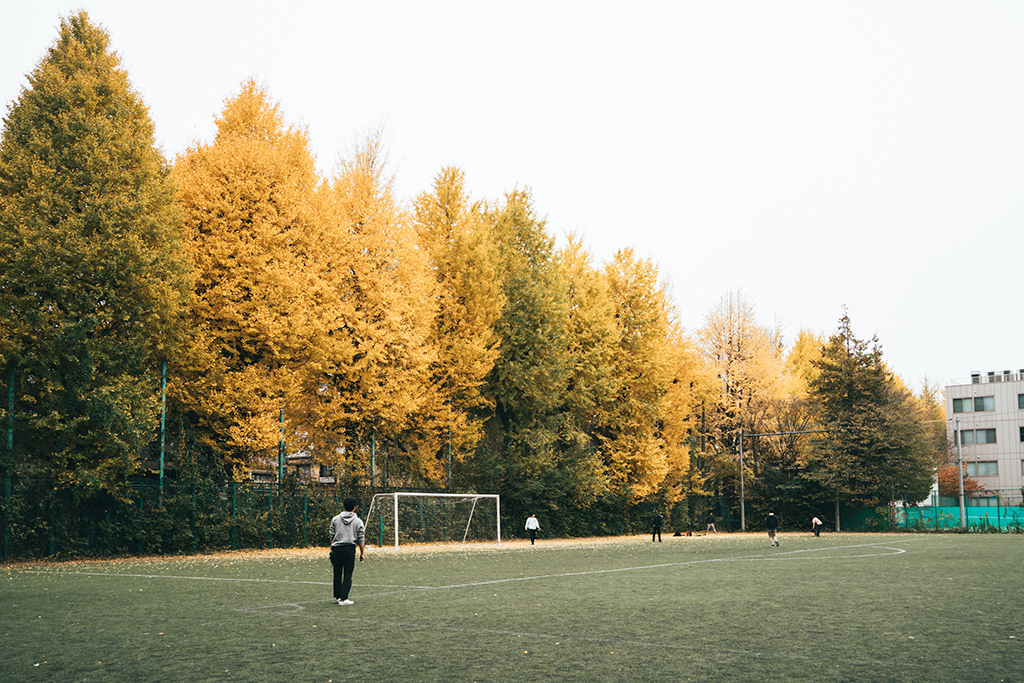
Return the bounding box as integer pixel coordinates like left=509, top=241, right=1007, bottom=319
left=0, top=12, right=189, bottom=488
left=807, top=313, right=935, bottom=528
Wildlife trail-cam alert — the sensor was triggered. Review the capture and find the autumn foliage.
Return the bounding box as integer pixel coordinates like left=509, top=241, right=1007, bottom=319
left=937, top=465, right=986, bottom=499
left=0, top=12, right=950, bottom=534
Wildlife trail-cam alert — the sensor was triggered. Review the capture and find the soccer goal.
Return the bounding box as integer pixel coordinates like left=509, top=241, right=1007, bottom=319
left=364, top=492, right=501, bottom=549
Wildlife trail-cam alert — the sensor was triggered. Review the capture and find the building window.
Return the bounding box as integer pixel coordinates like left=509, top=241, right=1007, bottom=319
left=966, top=461, right=998, bottom=477
left=953, top=396, right=995, bottom=413
left=960, top=429, right=997, bottom=445
left=1020, top=426, right=1024, bottom=442
left=1019, top=393, right=1024, bottom=409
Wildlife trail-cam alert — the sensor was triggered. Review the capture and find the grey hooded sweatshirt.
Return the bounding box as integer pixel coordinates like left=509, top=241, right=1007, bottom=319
left=329, top=511, right=365, bottom=547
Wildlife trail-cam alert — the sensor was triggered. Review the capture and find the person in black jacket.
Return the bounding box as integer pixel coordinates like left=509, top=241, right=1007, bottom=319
left=652, top=513, right=664, bottom=542
left=766, top=508, right=780, bottom=547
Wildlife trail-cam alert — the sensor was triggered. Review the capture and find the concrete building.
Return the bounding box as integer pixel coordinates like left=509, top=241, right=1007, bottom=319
left=945, top=369, right=1024, bottom=506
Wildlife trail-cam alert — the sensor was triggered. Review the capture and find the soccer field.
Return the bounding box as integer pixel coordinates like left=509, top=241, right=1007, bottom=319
left=2, top=533, right=1021, bottom=682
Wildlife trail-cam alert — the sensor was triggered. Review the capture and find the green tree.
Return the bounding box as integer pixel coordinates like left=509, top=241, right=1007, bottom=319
left=486, top=189, right=569, bottom=432
left=0, top=12, right=189, bottom=487
left=807, top=313, right=936, bottom=529
left=475, top=189, right=579, bottom=513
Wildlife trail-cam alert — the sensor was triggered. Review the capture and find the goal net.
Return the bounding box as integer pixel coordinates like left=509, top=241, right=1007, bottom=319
left=363, top=492, right=501, bottom=548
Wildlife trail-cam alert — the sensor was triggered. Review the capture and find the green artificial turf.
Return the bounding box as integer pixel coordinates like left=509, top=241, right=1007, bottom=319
left=2, top=533, right=1021, bottom=682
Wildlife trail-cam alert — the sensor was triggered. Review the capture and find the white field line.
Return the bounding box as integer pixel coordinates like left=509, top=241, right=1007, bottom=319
left=237, top=614, right=975, bottom=673
left=240, top=601, right=981, bottom=675
left=14, top=539, right=990, bottom=674
left=13, top=571, right=444, bottom=590
left=230, top=541, right=987, bottom=676
left=233, top=540, right=921, bottom=611
left=15, top=540, right=920, bottom=593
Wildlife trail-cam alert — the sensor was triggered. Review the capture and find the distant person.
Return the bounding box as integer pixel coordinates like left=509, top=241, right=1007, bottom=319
left=329, top=497, right=365, bottom=605
left=766, top=508, right=780, bottom=547
left=706, top=512, right=717, bottom=534
left=811, top=515, right=823, bottom=537
left=525, top=514, right=540, bottom=545
left=652, top=513, right=664, bottom=542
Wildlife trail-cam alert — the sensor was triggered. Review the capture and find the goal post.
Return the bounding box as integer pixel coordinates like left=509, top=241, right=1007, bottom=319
left=363, top=492, right=501, bottom=549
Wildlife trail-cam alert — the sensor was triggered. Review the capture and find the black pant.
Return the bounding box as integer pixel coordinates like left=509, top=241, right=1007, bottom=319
left=528, top=529, right=537, bottom=544
left=653, top=526, right=662, bottom=542
left=330, top=544, right=356, bottom=600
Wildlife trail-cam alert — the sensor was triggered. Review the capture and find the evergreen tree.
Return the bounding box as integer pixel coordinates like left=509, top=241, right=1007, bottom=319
left=487, top=189, right=568, bottom=431
left=807, top=313, right=936, bottom=528
left=477, top=189, right=574, bottom=508
left=0, top=12, right=189, bottom=487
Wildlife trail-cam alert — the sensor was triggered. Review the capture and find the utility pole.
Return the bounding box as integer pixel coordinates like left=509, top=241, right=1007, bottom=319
left=739, top=432, right=745, bottom=531
left=956, top=417, right=965, bottom=529
left=159, top=359, right=167, bottom=505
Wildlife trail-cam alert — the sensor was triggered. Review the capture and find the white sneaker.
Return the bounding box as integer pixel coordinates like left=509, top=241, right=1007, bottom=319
left=337, top=598, right=344, bottom=605
left=339, top=599, right=354, bottom=605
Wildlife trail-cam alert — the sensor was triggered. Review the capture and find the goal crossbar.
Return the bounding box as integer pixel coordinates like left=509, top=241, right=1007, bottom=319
left=365, top=492, right=501, bottom=549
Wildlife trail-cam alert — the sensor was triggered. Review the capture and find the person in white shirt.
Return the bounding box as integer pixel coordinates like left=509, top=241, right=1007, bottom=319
left=811, top=515, right=823, bottom=537
left=525, top=514, right=540, bottom=545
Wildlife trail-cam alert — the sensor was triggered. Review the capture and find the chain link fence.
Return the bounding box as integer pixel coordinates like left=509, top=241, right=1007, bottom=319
left=0, top=476, right=387, bottom=561
left=900, top=488, right=1024, bottom=531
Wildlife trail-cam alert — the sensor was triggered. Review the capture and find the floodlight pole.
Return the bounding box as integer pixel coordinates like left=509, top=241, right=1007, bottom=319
left=956, top=417, right=965, bottom=529
left=392, top=491, right=399, bottom=549
left=278, top=406, right=285, bottom=483
left=371, top=428, right=376, bottom=489
left=738, top=432, right=746, bottom=531
left=159, top=359, right=167, bottom=505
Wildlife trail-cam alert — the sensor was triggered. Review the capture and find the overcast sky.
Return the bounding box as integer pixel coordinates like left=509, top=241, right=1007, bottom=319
left=4, top=1, right=1023, bottom=391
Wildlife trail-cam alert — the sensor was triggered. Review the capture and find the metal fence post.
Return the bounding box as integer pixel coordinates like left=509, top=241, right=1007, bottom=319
left=191, top=485, right=197, bottom=555
left=231, top=482, right=237, bottom=551
left=135, top=485, right=142, bottom=556
left=2, top=477, right=10, bottom=561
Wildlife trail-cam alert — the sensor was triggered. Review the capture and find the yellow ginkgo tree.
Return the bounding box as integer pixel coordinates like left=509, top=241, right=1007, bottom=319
left=411, top=167, right=503, bottom=485
left=300, top=133, right=437, bottom=483
left=172, top=80, right=325, bottom=478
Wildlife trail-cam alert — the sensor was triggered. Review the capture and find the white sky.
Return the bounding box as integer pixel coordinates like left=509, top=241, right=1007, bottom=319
left=4, top=1, right=1023, bottom=391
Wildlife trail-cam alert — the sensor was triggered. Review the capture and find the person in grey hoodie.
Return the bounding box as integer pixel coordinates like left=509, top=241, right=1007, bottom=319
left=329, top=497, right=366, bottom=605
